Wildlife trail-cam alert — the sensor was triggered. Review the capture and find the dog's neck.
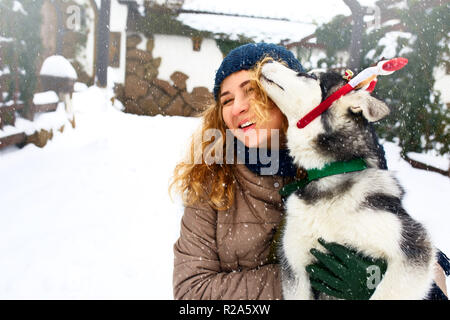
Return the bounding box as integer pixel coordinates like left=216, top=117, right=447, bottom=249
left=279, top=158, right=367, bottom=197
left=286, top=119, right=335, bottom=170
left=286, top=116, right=381, bottom=171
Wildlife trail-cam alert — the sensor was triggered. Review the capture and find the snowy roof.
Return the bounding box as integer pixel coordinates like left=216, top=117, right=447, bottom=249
left=177, top=0, right=379, bottom=43
left=177, top=13, right=316, bottom=44
left=125, top=0, right=379, bottom=44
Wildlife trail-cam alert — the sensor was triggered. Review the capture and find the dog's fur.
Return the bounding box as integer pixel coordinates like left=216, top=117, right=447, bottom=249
left=260, top=61, right=436, bottom=300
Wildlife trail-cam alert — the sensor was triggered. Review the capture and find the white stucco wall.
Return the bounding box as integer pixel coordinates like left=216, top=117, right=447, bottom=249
left=152, top=34, right=224, bottom=92
left=73, top=0, right=96, bottom=78
left=107, top=0, right=128, bottom=86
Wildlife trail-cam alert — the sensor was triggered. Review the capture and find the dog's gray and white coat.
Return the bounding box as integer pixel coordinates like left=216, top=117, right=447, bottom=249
left=260, top=61, right=435, bottom=300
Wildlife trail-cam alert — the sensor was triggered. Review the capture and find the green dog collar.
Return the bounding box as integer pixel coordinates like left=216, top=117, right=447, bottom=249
left=279, top=158, right=368, bottom=197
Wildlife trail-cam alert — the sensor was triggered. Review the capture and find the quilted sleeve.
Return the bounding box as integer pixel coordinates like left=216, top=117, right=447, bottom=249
left=173, top=203, right=282, bottom=300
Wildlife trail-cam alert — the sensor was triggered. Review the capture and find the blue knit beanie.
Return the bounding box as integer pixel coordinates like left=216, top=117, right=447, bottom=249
left=213, top=43, right=305, bottom=101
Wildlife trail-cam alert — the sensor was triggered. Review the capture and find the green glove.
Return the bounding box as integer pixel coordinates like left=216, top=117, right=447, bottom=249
left=305, top=238, right=388, bottom=300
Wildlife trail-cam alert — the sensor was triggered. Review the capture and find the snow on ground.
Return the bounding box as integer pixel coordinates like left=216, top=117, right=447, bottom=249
left=0, top=103, right=71, bottom=139
left=407, top=150, right=449, bottom=172
left=0, top=87, right=198, bottom=299
left=0, top=86, right=449, bottom=299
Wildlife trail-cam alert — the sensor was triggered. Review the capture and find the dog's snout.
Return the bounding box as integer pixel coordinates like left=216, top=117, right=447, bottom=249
left=297, top=72, right=318, bottom=81
left=261, top=74, right=284, bottom=91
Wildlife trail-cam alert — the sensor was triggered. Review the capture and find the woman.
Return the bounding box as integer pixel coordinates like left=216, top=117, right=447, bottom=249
left=170, top=43, right=448, bottom=300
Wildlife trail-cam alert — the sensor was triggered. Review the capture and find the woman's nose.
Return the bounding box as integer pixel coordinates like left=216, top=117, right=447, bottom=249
left=231, top=95, right=249, bottom=116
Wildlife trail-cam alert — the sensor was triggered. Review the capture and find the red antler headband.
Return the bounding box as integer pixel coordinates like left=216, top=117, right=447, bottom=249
left=297, top=57, right=408, bottom=129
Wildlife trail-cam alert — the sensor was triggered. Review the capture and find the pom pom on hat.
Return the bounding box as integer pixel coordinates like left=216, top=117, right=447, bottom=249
left=213, top=43, right=305, bottom=101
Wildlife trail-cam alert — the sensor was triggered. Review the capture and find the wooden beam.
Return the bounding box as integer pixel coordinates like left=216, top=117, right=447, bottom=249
left=0, top=132, right=26, bottom=149
left=285, top=33, right=325, bottom=50
left=33, top=102, right=58, bottom=113
left=177, top=9, right=291, bottom=22
left=95, top=0, right=111, bottom=88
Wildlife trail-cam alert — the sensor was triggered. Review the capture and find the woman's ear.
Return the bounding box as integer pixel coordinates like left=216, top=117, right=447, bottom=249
left=343, top=90, right=390, bottom=122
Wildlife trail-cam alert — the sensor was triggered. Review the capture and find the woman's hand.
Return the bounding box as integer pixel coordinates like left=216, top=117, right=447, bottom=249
left=305, top=238, right=387, bottom=300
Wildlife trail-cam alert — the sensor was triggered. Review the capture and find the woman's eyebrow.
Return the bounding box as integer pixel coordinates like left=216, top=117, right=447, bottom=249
left=220, top=91, right=230, bottom=98
left=220, top=80, right=251, bottom=98
left=240, top=80, right=251, bottom=88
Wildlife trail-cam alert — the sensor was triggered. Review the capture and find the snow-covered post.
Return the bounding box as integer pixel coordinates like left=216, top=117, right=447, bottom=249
left=40, top=55, right=78, bottom=114
left=96, top=0, right=111, bottom=88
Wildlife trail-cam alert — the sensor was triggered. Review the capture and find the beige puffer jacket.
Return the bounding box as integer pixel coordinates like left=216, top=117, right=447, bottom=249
left=173, top=164, right=295, bottom=300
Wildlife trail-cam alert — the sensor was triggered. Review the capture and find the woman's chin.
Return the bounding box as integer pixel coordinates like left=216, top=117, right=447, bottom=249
left=243, top=139, right=260, bottom=149
left=235, top=130, right=270, bottom=149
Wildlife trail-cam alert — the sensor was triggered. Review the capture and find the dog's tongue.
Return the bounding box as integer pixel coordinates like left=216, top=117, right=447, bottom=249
left=382, top=57, right=408, bottom=72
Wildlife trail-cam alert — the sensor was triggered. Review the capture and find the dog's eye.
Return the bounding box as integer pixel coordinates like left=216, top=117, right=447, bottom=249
left=297, top=72, right=317, bottom=80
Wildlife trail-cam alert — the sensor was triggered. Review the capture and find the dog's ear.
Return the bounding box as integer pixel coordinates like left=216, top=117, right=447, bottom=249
left=343, top=91, right=390, bottom=122
left=350, top=95, right=390, bottom=122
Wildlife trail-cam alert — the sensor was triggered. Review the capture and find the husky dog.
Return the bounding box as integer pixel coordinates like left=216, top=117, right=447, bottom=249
left=259, top=61, right=435, bottom=300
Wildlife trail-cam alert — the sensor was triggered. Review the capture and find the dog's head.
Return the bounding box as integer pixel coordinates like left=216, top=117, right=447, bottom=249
left=260, top=61, right=389, bottom=170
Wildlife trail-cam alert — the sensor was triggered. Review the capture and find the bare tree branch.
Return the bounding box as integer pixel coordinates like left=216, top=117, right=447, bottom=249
left=402, top=154, right=450, bottom=177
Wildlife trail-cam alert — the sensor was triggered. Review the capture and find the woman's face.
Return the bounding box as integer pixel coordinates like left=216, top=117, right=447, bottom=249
left=220, top=70, right=285, bottom=149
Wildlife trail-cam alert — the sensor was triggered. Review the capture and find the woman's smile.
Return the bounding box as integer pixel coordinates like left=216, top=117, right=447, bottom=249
left=238, top=119, right=257, bottom=132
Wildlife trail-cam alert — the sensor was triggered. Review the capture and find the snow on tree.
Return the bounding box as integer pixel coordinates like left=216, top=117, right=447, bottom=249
left=0, top=0, right=42, bottom=119
left=315, top=0, right=449, bottom=174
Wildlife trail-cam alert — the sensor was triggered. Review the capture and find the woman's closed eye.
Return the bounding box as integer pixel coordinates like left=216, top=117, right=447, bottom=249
left=222, top=98, right=233, bottom=106
left=221, top=85, right=253, bottom=106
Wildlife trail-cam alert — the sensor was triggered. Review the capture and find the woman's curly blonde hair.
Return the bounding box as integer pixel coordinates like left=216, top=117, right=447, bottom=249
left=168, top=57, right=287, bottom=211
